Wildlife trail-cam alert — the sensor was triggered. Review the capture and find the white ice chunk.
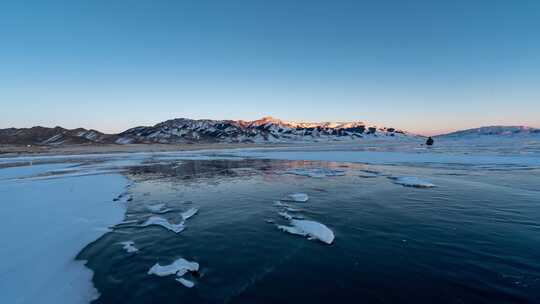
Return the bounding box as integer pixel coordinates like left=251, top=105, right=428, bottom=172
left=119, top=241, right=139, bottom=253
left=148, top=258, right=199, bottom=278
left=278, top=219, right=335, bottom=244
left=181, top=207, right=198, bottom=220
left=391, top=176, right=435, bottom=188
left=140, top=216, right=185, bottom=233
left=176, top=277, right=195, bottom=288
left=283, top=193, right=309, bottom=202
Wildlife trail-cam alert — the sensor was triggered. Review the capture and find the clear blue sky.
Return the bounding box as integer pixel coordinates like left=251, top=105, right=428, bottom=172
left=1, top=0, right=539, bottom=135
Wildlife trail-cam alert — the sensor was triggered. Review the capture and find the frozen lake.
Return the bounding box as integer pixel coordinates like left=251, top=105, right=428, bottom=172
left=0, top=143, right=539, bottom=303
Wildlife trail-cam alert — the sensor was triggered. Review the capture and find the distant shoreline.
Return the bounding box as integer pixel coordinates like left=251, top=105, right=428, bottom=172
left=0, top=143, right=293, bottom=158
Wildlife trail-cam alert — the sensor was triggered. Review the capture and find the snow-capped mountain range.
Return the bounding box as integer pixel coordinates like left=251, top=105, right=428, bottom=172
left=115, top=116, right=406, bottom=144
left=0, top=116, right=406, bottom=146
left=436, top=126, right=540, bottom=138
left=2, top=118, right=538, bottom=146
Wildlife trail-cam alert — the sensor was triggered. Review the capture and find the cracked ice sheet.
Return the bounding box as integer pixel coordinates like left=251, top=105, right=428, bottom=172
left=0, top=171, right=127, bottom=304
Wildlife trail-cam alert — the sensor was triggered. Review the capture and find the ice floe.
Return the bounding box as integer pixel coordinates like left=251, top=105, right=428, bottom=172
left=148, top=258, right=199, bottom=288
left=278, top=219, right=335, bottom=245
left=140, top=216, right=185, bottom=233
left=284, top=167, right=346, bottom=178
left=274, top=191, right=332, bottom=244
left=282, top=193, right=309, bottom=202
left=148, top=258, right=199, bottom=277
left=119, top=241, right=139, bottom=253
left=390, top=176, right=435, bottom=188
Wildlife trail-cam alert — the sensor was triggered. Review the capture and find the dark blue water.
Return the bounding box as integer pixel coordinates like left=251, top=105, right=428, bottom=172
left=79, top=159, right=540, bottom=304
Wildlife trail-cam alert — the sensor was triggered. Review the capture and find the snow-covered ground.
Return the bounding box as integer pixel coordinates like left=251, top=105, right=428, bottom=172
left=0, top=164, right=127, bottom=304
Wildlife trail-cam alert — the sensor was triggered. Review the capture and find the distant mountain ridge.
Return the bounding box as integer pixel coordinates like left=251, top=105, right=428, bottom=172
left=436, top=126, right=540, bottom=138
left=3, top=120, right=539, bottom=146
left=0, top=126, right=116, bottom=146
left=0, top=116, right=406, bottom=146
left=116, top=116, right=405, bottom=144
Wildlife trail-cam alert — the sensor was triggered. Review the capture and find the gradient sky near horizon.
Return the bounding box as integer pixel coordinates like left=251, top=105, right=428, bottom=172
left=1, top=0, right=539, bottom=135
